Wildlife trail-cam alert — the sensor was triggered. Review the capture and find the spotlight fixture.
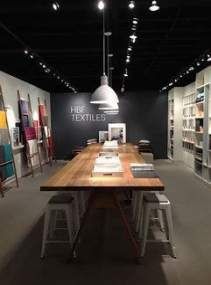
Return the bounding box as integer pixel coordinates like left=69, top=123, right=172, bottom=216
left=129, top=34, right=137, bottom=43
left=98, top=1, right=105, bottom=10
left=207, top=57, right=211, bottom=62
left=196, top=62, right=200, bottom=66
left=128, top=1, right=135, bottom=9
left=126, top=58, right=130, bottom=63
left=128, top=46, right=132, bottom=51
left=109, top=67, right=114, bottom=71
left=52, top=1, right=60, bottom=11
left=30, top=54, right=34, bottom=59
left=108, top=53, right=113, bottom=57
left=149, top=0, right=160, bottom=12
left=24, top=49, right=29, bottom=55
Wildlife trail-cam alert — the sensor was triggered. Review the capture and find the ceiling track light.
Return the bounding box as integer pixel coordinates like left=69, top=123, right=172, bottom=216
left=98, top=1, right=105, bottom=10
left=149, top=0, right=160, bottom=12
left=24, top=49, right=29, bottom=55
left=128, top=1, right=135, bottom=9
left=132, top=18, right=139, bottom=25
left=129, top=34, right=137, bottom=43
left=124, top=69, right=128, bottom=77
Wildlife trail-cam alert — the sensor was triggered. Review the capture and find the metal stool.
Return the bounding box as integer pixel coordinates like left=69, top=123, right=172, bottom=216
left=140, top=193, right=176, bottom=258
left=40, top=194, right=75, bottom=258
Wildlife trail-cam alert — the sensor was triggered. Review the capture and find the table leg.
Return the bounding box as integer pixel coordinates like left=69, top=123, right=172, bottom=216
left=112, top=192, right=140, bottom=260
left=66, top=191, right=96, bottom=263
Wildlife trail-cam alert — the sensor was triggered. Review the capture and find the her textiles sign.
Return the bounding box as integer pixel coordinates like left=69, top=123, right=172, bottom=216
left=68, top=105, right=106, bottom=122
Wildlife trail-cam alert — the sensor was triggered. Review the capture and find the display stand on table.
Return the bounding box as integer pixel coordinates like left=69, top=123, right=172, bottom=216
left=17, top=91, right=43, bottom=177
left=0, top=85, right=19, bottom=197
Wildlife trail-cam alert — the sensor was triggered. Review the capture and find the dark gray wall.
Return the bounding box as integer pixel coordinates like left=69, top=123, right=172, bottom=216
left=51, top=91, right=168, bottom=159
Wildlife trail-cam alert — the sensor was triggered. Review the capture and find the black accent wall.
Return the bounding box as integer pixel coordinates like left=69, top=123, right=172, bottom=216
left=51, top=91, right=168, bottom=159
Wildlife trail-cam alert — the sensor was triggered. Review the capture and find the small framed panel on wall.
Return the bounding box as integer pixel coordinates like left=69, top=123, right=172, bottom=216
left=108, top=123, right=126, bottom=143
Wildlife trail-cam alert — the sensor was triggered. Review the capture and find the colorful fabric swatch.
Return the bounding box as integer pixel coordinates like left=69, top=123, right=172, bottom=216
left=22, top=115, right=29, bottom=128
left=39, top=105, right=47, bottom=117
left=0, top=145, right=6, bottom=181
left=19, top=100, right=29, bottom=115
left=0, top=111, right=7, bottom=129
left=24, top=127, right=36, bottom=141
left=0, top=129, right=9, bottom=145
left=33, top=120, right=39, bottom=139
left=3, top=144, right=14, bottom=178
left=27, top=139, right=39, bottom=167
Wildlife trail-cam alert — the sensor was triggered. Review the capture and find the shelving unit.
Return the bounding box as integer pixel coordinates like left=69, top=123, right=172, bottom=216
left=182, top=83, right=196, bottom=168
left=168, top=66, right=211, bottom=184
left=167, top=88, right=183, bottom=161
left=168, top=91, right=174, bottom=159
left=194, top=68, right=211, bottom=182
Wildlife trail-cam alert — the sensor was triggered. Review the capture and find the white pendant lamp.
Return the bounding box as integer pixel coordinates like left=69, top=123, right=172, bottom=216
left=90, top=4, right=119, bottom=105
left=104, top=110, right=119, bottom=115
left=90, top=75, right=119, bottom=104
left=149, top=1, right=160, bottom=12
left=98, top=101, right=119, bottom=111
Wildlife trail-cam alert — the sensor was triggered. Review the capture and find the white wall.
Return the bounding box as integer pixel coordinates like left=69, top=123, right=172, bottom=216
left=0, top=70, right=51, bottom=178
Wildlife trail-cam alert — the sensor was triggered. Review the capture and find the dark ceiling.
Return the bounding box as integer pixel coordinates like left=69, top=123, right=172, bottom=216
left=0, top=0, right=211, bottom=93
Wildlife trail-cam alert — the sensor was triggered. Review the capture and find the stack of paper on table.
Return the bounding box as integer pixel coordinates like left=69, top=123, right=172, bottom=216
left=98, top=151, right=118, bottom=157
left=92, top=154, right=123, bottom=177
left=103, top=140, right=118, bottom=149
left=130, top=163, right=159, bottom=178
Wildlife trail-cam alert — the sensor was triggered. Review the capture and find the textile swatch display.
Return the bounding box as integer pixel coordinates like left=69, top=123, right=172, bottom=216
left=0, top=111, right=7, bottom=129
left=22, top=115, right=29, bottom=128
left=24, top=127, right=37, bottom=141
left=3, top=144, right=14, bottom=178
left=0, top=129, right=9, bottom=145
left=20, top=100, right=29, bottom=115
left=0, top=145, right=6, bottom=181
left=0, top=144, right=14, bottom=180
left=39, top=105, right=47, bottom=118
left=27, top=139, right=39, bottom=167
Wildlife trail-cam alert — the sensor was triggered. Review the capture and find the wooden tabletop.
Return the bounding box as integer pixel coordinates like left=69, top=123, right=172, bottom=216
left=40, top=143, right=164, bottom=192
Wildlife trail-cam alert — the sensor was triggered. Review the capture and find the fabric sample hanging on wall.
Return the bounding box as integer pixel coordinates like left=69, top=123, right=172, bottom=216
left=33, top=120, right=39, bottom=139
left=19, top=100, right=29, bottom=115
left=22, top=115, right=29, bottom=128
left=24, top=127, right=37, bottom=141
left=0, top=144, right=14, bottom=179
left=0, top=129, right=9, bottom=145
left=0, top=111, right=7, bottom=129
left=0, top=145, right=6, bottom=181
left=39, top=105, right=47, bottom=118
left=27, top=139, right=39, bottom=167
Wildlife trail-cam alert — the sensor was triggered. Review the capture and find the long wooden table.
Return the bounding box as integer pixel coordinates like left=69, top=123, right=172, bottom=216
left=40, top=143, right=164, bottom=262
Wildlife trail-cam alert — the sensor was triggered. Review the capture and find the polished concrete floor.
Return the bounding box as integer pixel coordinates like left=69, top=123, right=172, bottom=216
left=0, top=160, right=211, bottom=285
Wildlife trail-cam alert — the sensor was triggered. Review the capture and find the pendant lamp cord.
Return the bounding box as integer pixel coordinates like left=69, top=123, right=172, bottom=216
left=103, top=9, right=106, bottom=76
